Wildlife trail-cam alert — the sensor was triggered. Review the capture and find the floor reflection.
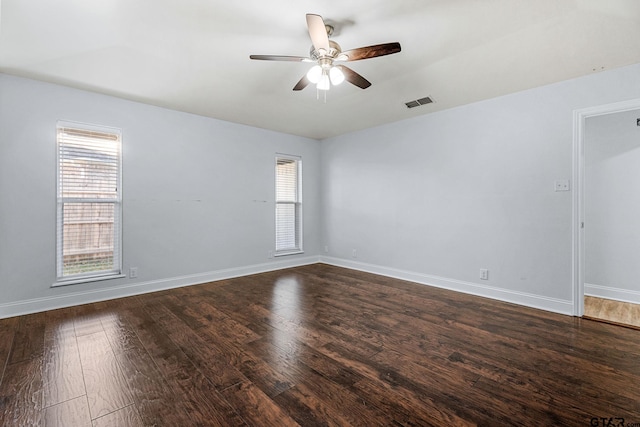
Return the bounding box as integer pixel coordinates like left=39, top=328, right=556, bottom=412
left=270, top=275, right=303, bottom=362
left=42, top=309, right=133, bottom=421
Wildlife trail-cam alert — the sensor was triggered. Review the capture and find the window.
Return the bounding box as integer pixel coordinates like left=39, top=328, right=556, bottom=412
left=56, top=123, right=122, bottom=283
left=275, top=155, right=302, bottom=255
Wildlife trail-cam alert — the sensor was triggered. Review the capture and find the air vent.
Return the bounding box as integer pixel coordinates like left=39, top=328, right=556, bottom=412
left=405, top=96, right=434, bottom=109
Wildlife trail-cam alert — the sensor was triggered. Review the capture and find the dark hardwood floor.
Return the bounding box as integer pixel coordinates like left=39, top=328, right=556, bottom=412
left=1, top=264, right=640, bottom=426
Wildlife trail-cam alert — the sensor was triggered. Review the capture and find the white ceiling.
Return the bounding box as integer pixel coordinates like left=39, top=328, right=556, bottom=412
left=1, top=0, right=640, bottom=140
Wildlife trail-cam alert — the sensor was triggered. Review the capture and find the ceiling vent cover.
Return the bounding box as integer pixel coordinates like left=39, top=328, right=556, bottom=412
left=405, top=96, right=434, bottom=109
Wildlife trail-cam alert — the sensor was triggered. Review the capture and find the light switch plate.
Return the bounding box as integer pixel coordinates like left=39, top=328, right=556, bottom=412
left=555, top=180, right=570, bottom=192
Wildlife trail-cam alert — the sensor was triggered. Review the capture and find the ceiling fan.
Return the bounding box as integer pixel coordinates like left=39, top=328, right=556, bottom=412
left=250, top=14, right=401, bottom=92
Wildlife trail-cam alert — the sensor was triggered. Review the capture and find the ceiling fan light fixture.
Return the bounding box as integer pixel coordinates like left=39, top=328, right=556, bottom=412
left=329, top=66, right=345, bottom=85
left=306, top=65, right=323, bottom=83
left=250, top=14, right=401, bottom=95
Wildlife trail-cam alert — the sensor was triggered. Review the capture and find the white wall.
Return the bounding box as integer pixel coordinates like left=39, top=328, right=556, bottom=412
left=4, top=62, right=640, bottom=319
left=584, top=109, right=640, bottom=304
left=321, top=62, right=640, bottom=315
left=0, top=73, right=321, bottom=317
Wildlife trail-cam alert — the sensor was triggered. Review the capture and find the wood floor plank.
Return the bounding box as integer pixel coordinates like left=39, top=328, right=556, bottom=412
left=143, top=301, right=247, bottom=390
left=168, top=367, right=248, bottom=426
left=42, top=308, right=86, bottom=408
left=257, top=337, right=353, bottom=380
left=245, top=299, right=383, bottom=361
left=244, top=301, right=335, bottom=350
left=277, top=367, right=398, bottom=427
left=91, top=405, right=143, bottom=427
left=0, top=356, right=43, bottom=426
left=157, top=297, right=298, bottom=399
left=116, top=305, right=189, bottom=377
left=76, top=331, right=133, bottom=420
left=7, top=312, right=46, bottom=365
left=0, top=316, right=18, bottom=386
left=220, top=380, right=300, bottom=427
left=374, top=347, right=559, bottom=424
left=73, top=304, right=108, bottom=337
left=178, top=297, right=262, bottom=344
left=349, top=376, right=473, bottom=427
left=255, top=309, right=457, bottom=426
left=43, top=395, right=91, bottom=427
left=118, top=304, right=249, bottom=426
left=272, top=385, right=353, bottom=427
left=104, top=310, right=195, bottom=426
left=99, top=311, right=142, bottom=356
left=318, top=340, right=482, bottom=426
left=203, top=290, right=278, bottom=337
left=217, top=336, right=295, bottom=398
left=585, top=296, right=640, bottom=329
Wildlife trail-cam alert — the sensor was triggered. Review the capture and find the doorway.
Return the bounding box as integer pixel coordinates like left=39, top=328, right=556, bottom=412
left=573, top=99, right=640, bottom=327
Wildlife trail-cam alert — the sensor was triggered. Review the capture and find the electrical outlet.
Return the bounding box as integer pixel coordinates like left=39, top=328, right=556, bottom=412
left=480, top=269, right=489, bottom=280
left=267, top=250, right=274, bottom=259
left=352, top=249, right=357, bottom=258
left=324, top=245, right=329, bottom=253
left=129, top=267, right=138, bottom=278
left=554, top=180, right=570, bottom=192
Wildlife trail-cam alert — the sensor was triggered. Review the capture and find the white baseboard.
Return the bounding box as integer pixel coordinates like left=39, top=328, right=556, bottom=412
left=585, top=283, right=640, bottom=305
left=0, top=256, right=321, bottom=319
left=1, top=255, right=577, bottom=319
left=319, top=256, right=575, bottom=316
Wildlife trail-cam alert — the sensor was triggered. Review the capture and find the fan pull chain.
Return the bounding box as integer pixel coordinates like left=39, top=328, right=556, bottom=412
left=315, top=88, right=328, bottom=103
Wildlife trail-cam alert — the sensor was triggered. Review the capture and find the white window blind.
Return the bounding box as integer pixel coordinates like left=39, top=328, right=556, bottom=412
left=275, top=156, right=302, bottom=254
left=56, top=124, right=122, bottom=281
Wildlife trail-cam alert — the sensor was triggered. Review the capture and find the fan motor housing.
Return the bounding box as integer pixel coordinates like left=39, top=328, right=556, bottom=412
left=310, top=40, right=342, bottom=61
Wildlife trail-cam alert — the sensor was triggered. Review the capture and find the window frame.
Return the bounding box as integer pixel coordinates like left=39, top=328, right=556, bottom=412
left=274, top=154, right=303, bottom=256
left=54, top=121, right=124, bottom=286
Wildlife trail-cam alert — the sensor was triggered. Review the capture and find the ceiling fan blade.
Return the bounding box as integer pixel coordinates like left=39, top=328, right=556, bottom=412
left=339, top=66, right=371, bottom=89
left=306, top=14, right=330, bottom=52
left=293, top=75, right=311, bottom=91
left=339, top=42, right=402, bottom=61
left=250, top=55, right=312, bottom=62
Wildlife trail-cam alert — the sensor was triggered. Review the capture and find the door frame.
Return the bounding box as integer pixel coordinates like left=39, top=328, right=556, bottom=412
left=572, top=98, right=640, bottom=316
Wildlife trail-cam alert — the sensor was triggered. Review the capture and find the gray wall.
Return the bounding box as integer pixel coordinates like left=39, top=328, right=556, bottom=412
left=321, top=62, right=640, bottom=314
left=0, top=73, right=321, bottom=317
left=585, top=109, right=640, bottom=303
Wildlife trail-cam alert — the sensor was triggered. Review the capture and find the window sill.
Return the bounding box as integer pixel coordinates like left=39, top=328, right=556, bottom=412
left=274, top=250, right=304, bottom=257
left=52, top=273, right=126, bottom=288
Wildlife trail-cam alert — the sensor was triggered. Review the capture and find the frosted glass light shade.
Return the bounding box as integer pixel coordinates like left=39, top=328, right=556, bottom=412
left=306, top=65, right=322, bottom=83
left=329, top=66, right=345, bottom=85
